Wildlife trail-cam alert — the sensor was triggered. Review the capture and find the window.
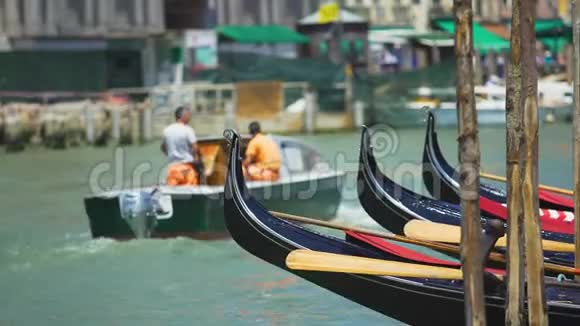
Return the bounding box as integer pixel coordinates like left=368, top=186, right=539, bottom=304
left=113, top=0, right=133, bottom=28
left=55, top=0, right=83, bottom=31
left=354, top=39, right=365, bottom=62
left=0, top=1, right=5, bottom=32
left=319, top=41, right=329, bottom=57
left=376, top=6, right=385, bottom=20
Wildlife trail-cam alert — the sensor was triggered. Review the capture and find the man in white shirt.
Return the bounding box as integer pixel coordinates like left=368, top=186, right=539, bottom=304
left=161, top=106, right=202, bottom=185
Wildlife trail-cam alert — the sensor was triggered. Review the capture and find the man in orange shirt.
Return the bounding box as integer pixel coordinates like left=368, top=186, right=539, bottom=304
left=243, top=122, right=282, bottom=182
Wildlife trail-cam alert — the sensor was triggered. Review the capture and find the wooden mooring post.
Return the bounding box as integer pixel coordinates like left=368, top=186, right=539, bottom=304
left=572, top=0, right=580, bottom=280
left=521, top=0, right=548, bottom=324
left=84, top=106, right=95, bottom=145
left=345, top=64, right=354, bottom=128
left=486, top=50, right=497, bottom=78
left=303, top=87, right=317, bottom=134
left=224, top=100, right=236, bottom=130
left=504, top=0, right=525, bottom=323
left=111, top=109, right=121, bottom=143
left=141, top=106, right=152, bottom=143
left=453, top=0, right=486, bottom=324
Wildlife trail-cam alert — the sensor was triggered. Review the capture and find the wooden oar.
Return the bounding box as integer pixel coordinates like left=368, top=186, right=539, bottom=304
left=271, top=211, right=580, bottom=276
left=271, top=211, right=461, bottom=253
left=286, top=249, right=465, bottom=280
left=404, top=220, right=575, bottom=253
left=480, top=172, right=572, bottom=196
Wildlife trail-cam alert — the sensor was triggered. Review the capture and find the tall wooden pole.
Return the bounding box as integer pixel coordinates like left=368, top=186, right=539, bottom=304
left=521, top=0, right=548, bottom=324
left=504, top=0, right=525, bottom=324
left=572, top=0, right=580, bottom=279
left=454, top=1, right=486, bottom=324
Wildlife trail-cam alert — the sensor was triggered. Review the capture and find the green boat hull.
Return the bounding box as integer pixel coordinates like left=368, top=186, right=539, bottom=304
left=84, top=172, right=345, bottom=240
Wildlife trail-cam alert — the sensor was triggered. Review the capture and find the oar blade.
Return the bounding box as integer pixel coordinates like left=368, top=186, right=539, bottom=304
left=404, top=220, right=461, bottom=243
left=286, top=249, right=463, bottom=280
left=536, top=239, right=574, bottom=253
left=404, top=220, right=574, bottom=253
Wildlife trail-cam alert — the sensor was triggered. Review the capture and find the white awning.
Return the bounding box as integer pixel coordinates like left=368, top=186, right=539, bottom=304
left=368, top=29, right=417, bottom=45
left=298, top=9, right=367, bottom=25
left=416, top=38, right=454, bottom=47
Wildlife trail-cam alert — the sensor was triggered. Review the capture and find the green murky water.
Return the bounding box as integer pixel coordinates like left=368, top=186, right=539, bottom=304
left=0, top=123, right=573, bottom=325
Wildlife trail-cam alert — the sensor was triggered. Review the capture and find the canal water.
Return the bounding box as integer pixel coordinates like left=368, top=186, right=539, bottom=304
left=0, top=123, right=574, bottom=325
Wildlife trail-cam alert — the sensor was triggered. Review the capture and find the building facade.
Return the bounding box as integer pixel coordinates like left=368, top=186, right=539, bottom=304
left=0, top=0, right=167, bottom=91
left=343, top=0, right=564, bottom=28
left=0, top=0, right=165, bottom=37
left=343, top=0, right=452, bottom=30
left=214, top=0, right=325, bottom=27
left=474, top=0, right=562, bottom=21
left=0, top=0, right=353, bottom=91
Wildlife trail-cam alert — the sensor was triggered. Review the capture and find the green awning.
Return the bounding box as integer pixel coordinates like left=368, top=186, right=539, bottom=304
left=507, top=19, right=571, bottom=36
left=534, top=19, right=571, bottom=52
left=504, top=19, right=571, bottom=53
left=340, top=39, right=350, bottom=54
left=434, top=19, right=510, bottom=53
left=354, top=39, right=365, bottom=51
left=319, top=42, right=329, bottom=55
left=535, top=19, right=568, bottom=34
left=217, top=25, right=310, bottom=44
left=538, top=36, right=569, bottom=53
left=339, top=39, right=365, bottom=55
left=508, top=18, right=572, bottom=53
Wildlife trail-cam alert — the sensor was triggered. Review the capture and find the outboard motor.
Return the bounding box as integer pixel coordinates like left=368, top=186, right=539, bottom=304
left=119, top=191, right=159, bottom=238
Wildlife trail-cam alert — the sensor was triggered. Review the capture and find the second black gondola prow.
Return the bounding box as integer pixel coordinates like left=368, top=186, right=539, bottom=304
left=422, top=111, right=573, bottom=211
left=357, top=124, right=465, bottom=235
left=357, top=124, right=575, bottom=254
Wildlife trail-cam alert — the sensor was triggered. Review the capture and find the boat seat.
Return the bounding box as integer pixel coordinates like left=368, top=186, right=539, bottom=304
left=279, top=164, right=290, bottom=179
left=281, top=146, right=305, bottom=175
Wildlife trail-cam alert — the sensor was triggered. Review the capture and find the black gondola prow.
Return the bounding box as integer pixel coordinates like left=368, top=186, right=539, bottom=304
left=224, top=129, right=246, bottom=202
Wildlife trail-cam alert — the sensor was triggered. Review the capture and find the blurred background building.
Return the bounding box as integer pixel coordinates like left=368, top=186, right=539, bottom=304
left=0, top=0, right=168, bottom=91
left=343, top=0, right=452, bottom=31
left=343, top=0, right=568, bottom=27
left=0, top=0, right=574, bottom=92
left=214, top=0, right=323, bottom=26
left=0, top=0, right=576, bottom=150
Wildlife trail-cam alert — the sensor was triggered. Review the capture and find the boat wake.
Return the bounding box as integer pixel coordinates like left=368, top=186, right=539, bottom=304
left=55, top=237, right=118, bottom=256
left=333, top=203, right=386, bottom=230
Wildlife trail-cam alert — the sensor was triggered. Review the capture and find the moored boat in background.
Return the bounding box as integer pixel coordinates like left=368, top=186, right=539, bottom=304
left=375, top=86, right=509, bottom=128
left=373, top=83, right=571, bottom=128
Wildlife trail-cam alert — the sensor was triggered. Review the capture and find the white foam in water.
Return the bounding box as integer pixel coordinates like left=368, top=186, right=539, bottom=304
left=332, top=203, right=387, bottom=231
left=64, top=232, right=91, bottom=240
left=9, top=262, right=32, bottom=272
left=55, top=238, right=117, bottom=256
left=5, top=245, right=21, bottom=257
